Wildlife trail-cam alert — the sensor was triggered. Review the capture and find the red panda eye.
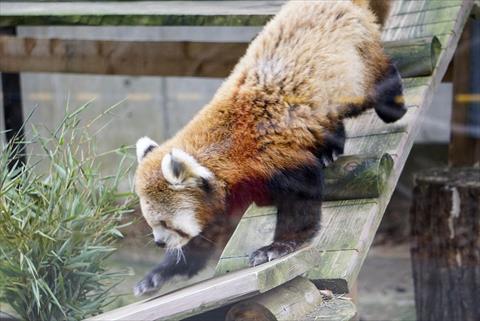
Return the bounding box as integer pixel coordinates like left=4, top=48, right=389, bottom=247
left=159, top=221, right=168, bottom=229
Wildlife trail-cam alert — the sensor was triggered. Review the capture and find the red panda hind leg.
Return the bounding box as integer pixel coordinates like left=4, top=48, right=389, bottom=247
left=249, top=159, right=324, bottom=266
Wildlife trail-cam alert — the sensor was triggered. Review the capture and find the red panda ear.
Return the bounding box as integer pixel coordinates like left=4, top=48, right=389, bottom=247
left=161, top=148, right=213, bottom=188
left=136, top=137, right=158, bottom=162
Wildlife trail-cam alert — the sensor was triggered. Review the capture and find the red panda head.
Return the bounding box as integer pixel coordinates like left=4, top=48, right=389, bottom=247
left=135, top=137, right=226, bottom=249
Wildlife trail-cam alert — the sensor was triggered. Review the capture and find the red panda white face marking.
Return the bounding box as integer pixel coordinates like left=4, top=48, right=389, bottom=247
left=135, top=137, right=222, bottom=249
left=140, top=198, right=199, bottom=248
left=136, top=136, right=159, bottom=162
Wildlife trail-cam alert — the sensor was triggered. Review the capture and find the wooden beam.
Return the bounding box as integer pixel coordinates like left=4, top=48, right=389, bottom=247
left=449, top=19, right=480, bottom=166
left=0, top=27, right=25, bottom=168
left=0, top=1, right=283, bottom=27
left=383, top=37, right=441, bottom=78
left=323, top=154, right=394, bottom=201
left=85, top=245, right=321, bottom=321
left=225, top=277, right=322, bottom=321
left=0, top=36, right=441, bottom=78
left=0, top=37, right=248, bottom=78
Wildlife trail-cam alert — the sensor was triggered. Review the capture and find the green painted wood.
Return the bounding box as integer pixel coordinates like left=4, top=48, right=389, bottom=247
left=384, top=37, right=441, bottom=77
left=0, top=1, right=284, bottom=26
left=343, top=83, right=429, bottom=142
left=387, top=5, right=462, bottom=30
left=392, top=1, right=463, bottom=16
left=307, top=250, right=361, bottom=293
left=323, top=154, right=393, bottom=201
left=384, top=1, right=470, bottom=44
left=345, top=105, right=417, bottom=138
left=344, top=132, right=404, bottom=156
left=215, top=199, right=383, bottom=277
left=303, top=296, right=357, bottom=321
left=225, top=277, right=323, bottom=321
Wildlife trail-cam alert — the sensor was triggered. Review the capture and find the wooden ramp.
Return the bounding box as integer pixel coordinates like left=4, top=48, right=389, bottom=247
left=1, top=1, right=474, bottom=320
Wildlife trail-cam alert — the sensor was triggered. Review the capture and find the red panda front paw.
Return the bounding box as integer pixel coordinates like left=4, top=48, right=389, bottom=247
left=133, top=272, right=164, bottom=296
left=248, top=241, right=298, bottom=267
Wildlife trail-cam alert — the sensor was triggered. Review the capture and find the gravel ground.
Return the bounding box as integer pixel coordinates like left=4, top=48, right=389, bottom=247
left=357, top=244, right=416, bottom=321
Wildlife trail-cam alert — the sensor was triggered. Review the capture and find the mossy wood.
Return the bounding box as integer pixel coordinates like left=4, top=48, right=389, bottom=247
left=225, top=277, right=323, bottom=321
left=0, top=36, right=440, bottom=78
left=80, top=0, right=475, bottom=320
left=215, top=154, right=394, bottom=276
left=384, top=37, right=441, bottom=77
left=0, top=1, right=464, bottom=27
left=0, top=1, right=284, bottom=27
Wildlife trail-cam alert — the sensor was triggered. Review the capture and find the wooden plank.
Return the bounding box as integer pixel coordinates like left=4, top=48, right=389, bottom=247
left=386, top=5, right=462, bottom=30
left=215, top=200, right=379, bottom=277
left=302, top=296, right=357, bottom=321
left=0, top=1, right=285, bottom=26
left=391, top=1, right=462, bottom=16
left=225, top=277, right=323, bottom=321
left=307, top=250, right=361, bottom=293
left=384, top=37, right=441, bottom=77
left=345, top=105, right=417, bottom=138
left=344, top=132, right=404, bottom=157
left=0, top=37, right=248, bottom=78
left=0, top=36, right=442, bottom=78
left=322, top=154, right=394, bottom=201
left=344, top=84, right=429, bottom=138
left=86, top=245, right=321, bottom=321
left=449, top=19, right=480, bottom=166
left=383, top=20, right=460, bottom=43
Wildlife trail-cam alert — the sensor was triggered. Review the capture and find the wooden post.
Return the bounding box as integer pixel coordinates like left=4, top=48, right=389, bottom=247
left=410, top=168, right=480, bottom=321
left=225, top=277, right=322, bottom=321
left=0, top=27, right=25, bottom=168
left=449, top=18, right=480, bottom=167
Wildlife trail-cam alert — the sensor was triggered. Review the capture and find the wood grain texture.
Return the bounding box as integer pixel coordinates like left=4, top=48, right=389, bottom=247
left=0, top=1, right=284, bottom=26
left=0, top=36, right=248, bottom=77
left=386, top=5, right=462, bottom=30
left=215, top=200, right=379, bottom=279
left=410, top=168, right=480, bottom=321
left=225, top=277, right=322, bottom=321
left=384, top=37, right=441, bottom=77
left=0, top=36, right=442, bottom=78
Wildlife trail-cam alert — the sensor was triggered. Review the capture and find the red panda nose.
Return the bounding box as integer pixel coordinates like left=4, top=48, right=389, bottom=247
left=155, top=241, right=166, bottom=248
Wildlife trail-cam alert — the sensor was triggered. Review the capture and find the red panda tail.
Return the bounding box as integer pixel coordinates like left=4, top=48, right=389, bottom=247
left=352, top=0, right=392, bottom=27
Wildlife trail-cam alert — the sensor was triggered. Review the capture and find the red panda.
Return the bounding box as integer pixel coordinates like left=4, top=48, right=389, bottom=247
left=133, top=0, right=405, bottom=296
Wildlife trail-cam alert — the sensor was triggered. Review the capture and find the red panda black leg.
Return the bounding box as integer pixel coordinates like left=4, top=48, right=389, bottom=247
left=373, top=63, right=406, bottom=123
left=342, top=62, right=406, bottom=123
left=317, top=122, right=345, bottom=167
left=249, top=162, right=323, bottom=266
left=134, top=235, right=213, bottom=296
left=249, top=199, right=322, bottom=266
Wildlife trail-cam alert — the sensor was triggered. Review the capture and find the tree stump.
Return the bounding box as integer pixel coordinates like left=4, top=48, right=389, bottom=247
left=410, top=167, right=480, bottom=321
